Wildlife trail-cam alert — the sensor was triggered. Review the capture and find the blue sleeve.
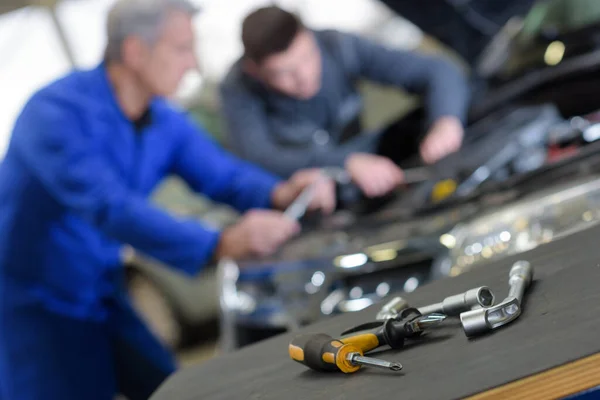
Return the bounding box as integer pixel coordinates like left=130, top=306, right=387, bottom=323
left=339, top=32, right=470, bottom=127
left=169, top=112, right=282, bottom=212
left=219, top=81, right=356, bottom=178
left=13, top=94, right=220, bottom=276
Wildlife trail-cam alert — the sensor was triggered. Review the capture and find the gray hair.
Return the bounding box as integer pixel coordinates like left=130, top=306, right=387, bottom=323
left=105, top=0, right=199, bottom=62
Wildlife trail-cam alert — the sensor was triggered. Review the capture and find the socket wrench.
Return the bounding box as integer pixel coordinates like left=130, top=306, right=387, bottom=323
left=419, top=287, right=495, bottom=316
left=376, top=286, right=495, bottom=320
left=460, top=261, right=533, bottom=337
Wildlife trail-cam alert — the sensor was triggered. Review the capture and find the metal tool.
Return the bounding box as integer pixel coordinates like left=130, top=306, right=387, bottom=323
left=460, top=260, right=534, bottom=337
left=418, top=287, right=495, bottom=316
left=216, top=256, right=243, bottom=353
left=218, top=171, right=339, bottom=351
left=376, top=286, right=495, bottom=320
left=289, top=309, right=444, bottom=373
left=289, top=333, right=402, bottom=374
left=340, top=308, right=446, bottom=349
left=283, top=176, right=323, bottom=221
left=455, top=141, right=521, bottom=198
left=348, top=353, right=403, bottom=372
left=284, top=167, right=352, bottom=220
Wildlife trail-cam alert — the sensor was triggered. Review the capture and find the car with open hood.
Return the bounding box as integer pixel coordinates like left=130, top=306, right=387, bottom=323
left=126, top=0, right=600, bottom=351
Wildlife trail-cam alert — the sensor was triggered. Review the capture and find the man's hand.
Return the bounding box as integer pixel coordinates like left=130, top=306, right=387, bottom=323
left=214, top=210, right=300, bottom=260
left=271, top=169, right=336, bottom=215
left=345, top=153, right=404, bottom=198
left=420, top=116, right=464, bottom=165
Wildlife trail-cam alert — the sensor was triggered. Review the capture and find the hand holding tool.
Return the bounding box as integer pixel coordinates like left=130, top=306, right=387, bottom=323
left=283, top=174, right=325, bottom=221
left=289, top=333, right=402, bottom=374
left=376, top=286, right=495, bottom=320
left=284, top=167, right=355, bottom=220
left=219, top=173, right=334, bottom=347
left=460, top=261, right=533, bottom=337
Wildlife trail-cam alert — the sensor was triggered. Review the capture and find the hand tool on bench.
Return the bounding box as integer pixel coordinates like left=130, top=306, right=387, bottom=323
left=339, top=308, right=446, bottom=350
left=289, top=308, right=445, bottom=373
left=460, top=260, right=534, bottom=337
left=289, top=333, right=403, bottom=374
left=419, top=286, right=496, bottom=315
left=376, top=286, right=496, bottom=320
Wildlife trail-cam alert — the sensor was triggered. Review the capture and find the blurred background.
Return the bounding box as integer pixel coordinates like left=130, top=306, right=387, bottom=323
left=6, top=0, right=600, bottom=373
left=0, top=0, right=428, bottom=367
left=0, top=0, right=426, bottom=158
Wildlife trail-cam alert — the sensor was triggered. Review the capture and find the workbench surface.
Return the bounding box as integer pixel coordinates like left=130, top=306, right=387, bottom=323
left=151, top=223, right=600, bottom=400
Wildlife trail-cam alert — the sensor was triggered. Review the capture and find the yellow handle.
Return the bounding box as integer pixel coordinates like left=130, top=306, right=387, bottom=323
left=340, top=333, right=380, bottom=353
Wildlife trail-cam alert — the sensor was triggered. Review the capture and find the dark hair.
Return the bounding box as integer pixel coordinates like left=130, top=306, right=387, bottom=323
left=242, top=6, right=303, bottom=64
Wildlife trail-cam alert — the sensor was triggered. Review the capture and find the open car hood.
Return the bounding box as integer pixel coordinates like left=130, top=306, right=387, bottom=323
left=378, top=0, right=536, bottom=65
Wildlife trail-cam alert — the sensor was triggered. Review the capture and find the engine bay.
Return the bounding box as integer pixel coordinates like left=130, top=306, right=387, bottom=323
left=220, top=101, right=600, bottom=347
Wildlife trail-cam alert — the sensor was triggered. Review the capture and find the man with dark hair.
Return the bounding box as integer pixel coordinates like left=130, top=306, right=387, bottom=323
left=0, top=1, right=335, bottom=399
left=220, top=6, right=471, bottom=198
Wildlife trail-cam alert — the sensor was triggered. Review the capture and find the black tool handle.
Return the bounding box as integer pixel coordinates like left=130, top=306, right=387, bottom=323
left=380, top=308, right=425, bottom=349
left=341, top=308, right=423, bottom=350
left=289, top=333, right=361, bottom=373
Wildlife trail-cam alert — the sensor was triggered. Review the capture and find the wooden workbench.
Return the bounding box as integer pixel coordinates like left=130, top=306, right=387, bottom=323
left=151, top=223, right=600, bottom=400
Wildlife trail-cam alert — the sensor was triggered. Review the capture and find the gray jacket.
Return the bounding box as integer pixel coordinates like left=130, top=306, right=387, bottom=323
left=219, top=30, right=470, bottom=178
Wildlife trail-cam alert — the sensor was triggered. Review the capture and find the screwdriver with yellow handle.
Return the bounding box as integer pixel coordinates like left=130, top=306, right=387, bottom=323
left=289, top=333, right=403, bottom=373
left=289, top=309, right=446, bottom=373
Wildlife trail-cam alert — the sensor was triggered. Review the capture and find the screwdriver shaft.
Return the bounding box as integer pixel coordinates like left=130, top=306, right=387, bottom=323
left=407, top=313, right=447, bottom=333
left=347, top=353, right=403, bottom=372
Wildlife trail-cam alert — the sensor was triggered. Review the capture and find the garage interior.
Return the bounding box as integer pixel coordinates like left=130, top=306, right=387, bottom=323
left=2, top=0, right=600, bottom=399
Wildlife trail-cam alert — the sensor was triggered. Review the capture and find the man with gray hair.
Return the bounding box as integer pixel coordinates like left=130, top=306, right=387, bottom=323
left=0, top=1, right=335, bottom=399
